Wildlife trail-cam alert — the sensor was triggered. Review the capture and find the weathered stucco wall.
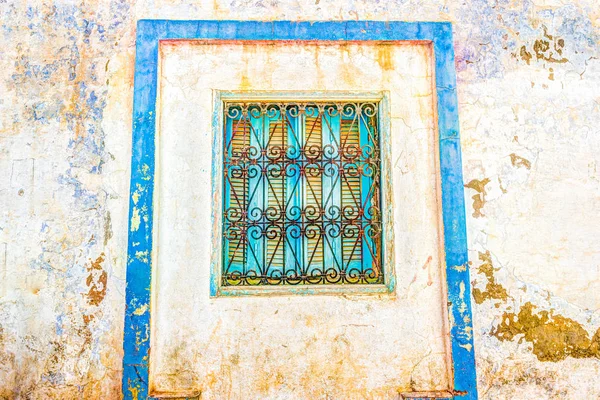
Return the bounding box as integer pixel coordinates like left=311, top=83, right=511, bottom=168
left=0, top=0, right=599, bottom=399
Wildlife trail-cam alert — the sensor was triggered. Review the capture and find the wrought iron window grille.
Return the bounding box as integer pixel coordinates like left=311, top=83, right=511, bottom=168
left=222, top=101, right=383, bottom=286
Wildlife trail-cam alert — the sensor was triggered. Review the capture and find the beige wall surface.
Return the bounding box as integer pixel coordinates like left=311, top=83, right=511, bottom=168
left=0, top=0, right=599, bottom=399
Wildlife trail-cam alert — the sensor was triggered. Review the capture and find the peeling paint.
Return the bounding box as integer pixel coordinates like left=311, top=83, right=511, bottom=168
left=492, top=302, right=600, bottom=362
left=86, top=253, right=107, bottom=307
left=471, top=251, right=508, bottom=306
left=130, top=206, right=141, bottom=232
left=515, top=26, right=570, bottom=65
left=510, top=153, right=532, bottom=170
left=464, top=178, right=490, bottom=218
left=134, top=250, right=149, bottom=263
left=133, top=304, right=148, bottom=316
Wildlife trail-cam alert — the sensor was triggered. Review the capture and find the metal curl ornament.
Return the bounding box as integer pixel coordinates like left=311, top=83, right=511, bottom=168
left=341, top=103, right=357, bottom=118
left=360, top=102, right=378, bottom=118
left=304, top=223, right=322, bottom=239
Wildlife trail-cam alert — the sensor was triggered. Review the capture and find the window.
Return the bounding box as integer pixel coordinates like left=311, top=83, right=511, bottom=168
left=222, top=101, right=383, bottom=286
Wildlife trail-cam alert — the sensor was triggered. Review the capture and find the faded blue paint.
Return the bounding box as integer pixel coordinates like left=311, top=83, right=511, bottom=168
left=124, top=20, right=477, bottom=399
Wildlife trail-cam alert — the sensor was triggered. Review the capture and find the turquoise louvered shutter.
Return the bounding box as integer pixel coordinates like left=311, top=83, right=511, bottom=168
left=222, top=102, right=382, bottom=287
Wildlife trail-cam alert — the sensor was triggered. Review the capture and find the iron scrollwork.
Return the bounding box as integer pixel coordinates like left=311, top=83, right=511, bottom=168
left=222, top=101, right=382, bottom=286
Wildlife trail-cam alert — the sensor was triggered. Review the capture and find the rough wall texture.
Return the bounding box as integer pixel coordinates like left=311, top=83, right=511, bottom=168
left=0, top=0, right=598, bottom=399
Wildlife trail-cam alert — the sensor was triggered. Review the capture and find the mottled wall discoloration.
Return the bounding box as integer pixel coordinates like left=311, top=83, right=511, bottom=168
left=0, top=0, right=132, bottom=398
left=86, top=253, right=107, bottom=307
left=471, top=251, right=508, bottom=306
left=1, top=0, right=600, bottom=399
left=516, top=26, right=569, bottom=66
left=464, top=178, right=490, bottom=218
left=492, top=302, right=600, bottom=362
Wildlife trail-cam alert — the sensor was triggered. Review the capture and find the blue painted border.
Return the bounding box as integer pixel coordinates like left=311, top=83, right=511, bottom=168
left=123, top=20, right=477, bottom=399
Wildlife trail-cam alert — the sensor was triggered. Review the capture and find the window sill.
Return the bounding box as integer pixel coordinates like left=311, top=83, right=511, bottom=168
left=212, top=282, right=395, bottom=297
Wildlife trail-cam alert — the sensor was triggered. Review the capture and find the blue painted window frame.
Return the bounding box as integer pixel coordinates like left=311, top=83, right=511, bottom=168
left=123, top=20, right=477, bottom=400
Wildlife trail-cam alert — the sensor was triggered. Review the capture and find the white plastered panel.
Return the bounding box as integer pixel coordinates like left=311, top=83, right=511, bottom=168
left=152, top=41, right=449, bottom=399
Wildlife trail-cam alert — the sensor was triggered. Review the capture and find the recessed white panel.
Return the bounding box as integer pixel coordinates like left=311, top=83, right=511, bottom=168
left=152, top=41, right=449, bottom=399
